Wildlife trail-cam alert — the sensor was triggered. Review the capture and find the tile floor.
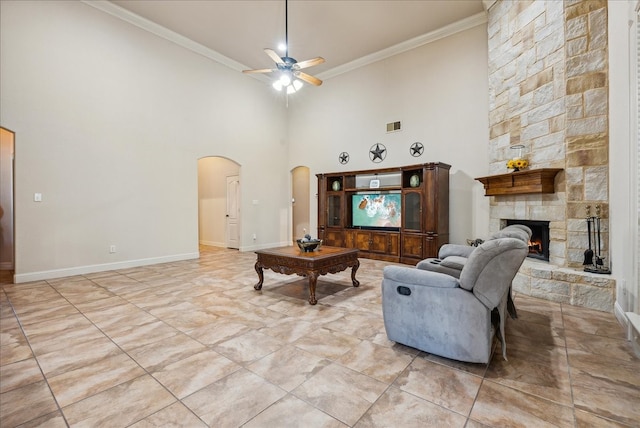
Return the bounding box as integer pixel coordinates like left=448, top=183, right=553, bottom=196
left=1, top=246, right=639, bottom=427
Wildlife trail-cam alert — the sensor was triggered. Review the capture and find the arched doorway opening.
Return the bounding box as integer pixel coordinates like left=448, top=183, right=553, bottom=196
left=0, top=127, right=14, bottom=272
left=197, top=157, right=240, bottom=249
left=291, top=166, right=310, bottom=242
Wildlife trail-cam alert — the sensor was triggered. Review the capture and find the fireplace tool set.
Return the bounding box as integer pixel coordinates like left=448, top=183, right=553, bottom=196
left=583, top=205, right=611, bottom=274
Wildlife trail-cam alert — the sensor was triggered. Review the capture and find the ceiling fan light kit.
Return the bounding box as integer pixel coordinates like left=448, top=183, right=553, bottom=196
left=242, top=0, right=324, bottom=94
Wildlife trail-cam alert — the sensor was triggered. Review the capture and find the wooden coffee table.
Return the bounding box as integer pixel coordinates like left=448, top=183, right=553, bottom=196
left=254, top=246, right=360, bottom=305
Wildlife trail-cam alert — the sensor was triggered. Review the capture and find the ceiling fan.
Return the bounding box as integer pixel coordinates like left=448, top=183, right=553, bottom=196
left=242, top=0, right=324, bottom=93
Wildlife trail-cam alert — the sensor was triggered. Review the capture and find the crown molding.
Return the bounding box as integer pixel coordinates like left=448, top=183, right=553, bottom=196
left=83, top=1, right=486, bottom=84
left=316, top=11, right=487, bottom=81
left=81, top=0, right=272, bottom=82
left=482, top=0, right=498, bottom=11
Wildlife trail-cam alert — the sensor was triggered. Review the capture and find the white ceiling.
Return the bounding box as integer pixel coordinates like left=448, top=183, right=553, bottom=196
left=108, top=0, right=485, bottom=80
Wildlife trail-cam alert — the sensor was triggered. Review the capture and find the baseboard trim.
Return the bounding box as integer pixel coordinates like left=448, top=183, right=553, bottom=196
left=13, top=252, right=200, bottom=284
left=614, top=300, right=629, bottom=334
left=240, top=241, right=292, bottom=252
left=625, top=312, right=640, bottom=358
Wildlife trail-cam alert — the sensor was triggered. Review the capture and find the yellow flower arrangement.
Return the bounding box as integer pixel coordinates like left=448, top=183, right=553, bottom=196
left=506, top=158, right=529, bottom=170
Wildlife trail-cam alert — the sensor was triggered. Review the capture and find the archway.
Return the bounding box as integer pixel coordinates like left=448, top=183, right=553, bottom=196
left=0, top=127, right=14, bottom=271
left=291, top=166, right=310, bottom=242
left=197, top=157, right=240, bottom=249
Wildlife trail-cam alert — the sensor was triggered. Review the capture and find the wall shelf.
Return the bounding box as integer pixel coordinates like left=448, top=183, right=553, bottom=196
left=475, top=168, right=563, bottom=196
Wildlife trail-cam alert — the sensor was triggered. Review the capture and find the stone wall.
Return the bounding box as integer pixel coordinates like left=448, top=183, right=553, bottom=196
left=564, top=0, right=609, bottom=268
left=486, top=0, right=615, bottom=311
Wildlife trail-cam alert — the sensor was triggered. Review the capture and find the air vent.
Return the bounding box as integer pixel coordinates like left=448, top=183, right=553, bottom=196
left=386, top=121, right=401, bottom=132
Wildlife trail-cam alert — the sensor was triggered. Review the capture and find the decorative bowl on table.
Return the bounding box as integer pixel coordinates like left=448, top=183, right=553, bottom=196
left=296, top=238, right=323, bottom=252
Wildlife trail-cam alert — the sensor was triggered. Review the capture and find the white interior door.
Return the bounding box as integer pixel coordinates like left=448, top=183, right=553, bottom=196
left=226, top=175, right=240, bottom=249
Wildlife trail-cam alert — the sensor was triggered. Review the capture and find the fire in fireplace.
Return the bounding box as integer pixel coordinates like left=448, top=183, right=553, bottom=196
left=505, top=219, right=550, bottom=261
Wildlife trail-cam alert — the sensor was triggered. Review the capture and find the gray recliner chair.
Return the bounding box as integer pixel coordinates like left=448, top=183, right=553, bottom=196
left=382, top=237, right=528, bottom=363
left=416, top=224, right=532, bottom=278
left=416, top=224, right=532, bottom=318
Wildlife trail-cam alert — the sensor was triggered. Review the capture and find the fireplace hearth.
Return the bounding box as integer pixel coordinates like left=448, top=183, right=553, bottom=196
left=505, top=219, right=550, bottom=261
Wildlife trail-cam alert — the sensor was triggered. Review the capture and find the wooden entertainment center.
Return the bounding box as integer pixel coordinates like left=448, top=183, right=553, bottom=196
left=317, top=162, right=450, bottom=265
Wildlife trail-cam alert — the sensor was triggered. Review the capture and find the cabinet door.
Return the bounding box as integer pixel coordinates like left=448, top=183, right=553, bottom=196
left=354, top=231, right=371, bottom=251
left=403, top=191, right=422, bottom=231
left=370, top=232, right=388, bottom=254
left=323, top=230, right=344, bottom=247
left=327, top=194, right=342, bottom=227
left=401, top=233, right=423, bottom=259
left=423, top=166, right=448, bottom=233
left=344, top=230, right=356, bottom=248
left=388, top=233, right=400, bottom=256
left=424, top=234, right=439, bottom=258
left=370, top=232, right=400, bottom=255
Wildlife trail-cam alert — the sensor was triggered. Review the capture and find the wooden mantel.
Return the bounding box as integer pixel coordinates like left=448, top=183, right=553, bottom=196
left=475, top=168, right=563, bottom=196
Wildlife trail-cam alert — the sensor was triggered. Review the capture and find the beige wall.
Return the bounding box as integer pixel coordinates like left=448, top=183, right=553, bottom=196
left=288, top=23, right=491, bottom=245
left=1, top=1, right=288, bottom=281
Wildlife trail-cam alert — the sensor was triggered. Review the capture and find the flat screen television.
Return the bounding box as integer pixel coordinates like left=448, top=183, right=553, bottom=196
left=351, top=192, right=401, bottom=230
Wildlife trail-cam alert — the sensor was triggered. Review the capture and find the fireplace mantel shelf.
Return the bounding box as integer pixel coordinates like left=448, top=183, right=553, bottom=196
left=475, top=168, right=563, bottom=196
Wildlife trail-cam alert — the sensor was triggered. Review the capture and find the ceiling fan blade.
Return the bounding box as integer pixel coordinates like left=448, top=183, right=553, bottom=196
left=295, top=57, right=325, bottom=70
left=296, top=72, right=322, bottom=86
left=264, top=48, right=283, bottom=64
left=242, top=68, right=275, bottom=74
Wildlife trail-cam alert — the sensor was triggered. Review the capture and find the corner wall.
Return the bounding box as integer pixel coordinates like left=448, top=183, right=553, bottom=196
left=608, top=0, right=639, bottom=325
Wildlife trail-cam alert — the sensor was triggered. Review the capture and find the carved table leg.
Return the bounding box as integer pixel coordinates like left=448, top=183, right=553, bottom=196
left=254, top=263, right=264, bottom=290
left=308, top=272, right=319, bottom=305
left=351, top=259, right=360, bottom=287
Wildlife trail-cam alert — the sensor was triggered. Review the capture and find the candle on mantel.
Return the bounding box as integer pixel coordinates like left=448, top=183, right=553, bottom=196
left=510, top=144, right=525, bottom=160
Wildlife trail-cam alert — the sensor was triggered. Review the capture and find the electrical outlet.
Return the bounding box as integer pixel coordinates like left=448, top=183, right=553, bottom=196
left=252, top=234, right=257, bottom=240
left=109, top=245, right=116, bottom=253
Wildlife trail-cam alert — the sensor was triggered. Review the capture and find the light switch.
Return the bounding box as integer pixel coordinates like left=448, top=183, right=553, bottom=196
left=34, top=193, right=42, bottom=202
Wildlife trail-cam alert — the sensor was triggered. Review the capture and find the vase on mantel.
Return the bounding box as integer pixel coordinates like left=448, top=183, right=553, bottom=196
left=506, top=158, right=528, bottom=172
left=507, top=144, right=528, bottom=172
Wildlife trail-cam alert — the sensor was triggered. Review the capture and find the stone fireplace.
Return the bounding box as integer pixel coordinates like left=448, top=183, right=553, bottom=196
left=486, top=0, right=615, bottom=311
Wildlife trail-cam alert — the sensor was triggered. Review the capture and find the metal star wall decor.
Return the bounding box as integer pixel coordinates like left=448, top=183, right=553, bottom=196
left=338, top=152, right=349, bottom=164
left=410, top=142, right=424, bottom=157
left=369, top=143, right=386, bottom=163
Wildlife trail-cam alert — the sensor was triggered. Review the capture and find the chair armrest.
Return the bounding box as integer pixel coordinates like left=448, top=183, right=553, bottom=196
left=439, top=256, right=467, bottom=270
left=383, top=266, right=460, bottom=288
left=416, top=258, right=443, bottom=270
left=438, top=244, right=475, bottom=259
